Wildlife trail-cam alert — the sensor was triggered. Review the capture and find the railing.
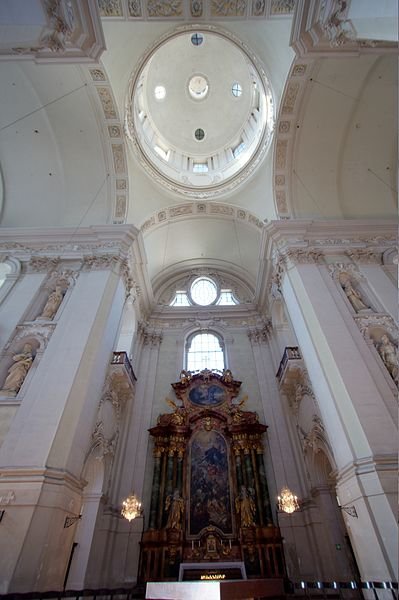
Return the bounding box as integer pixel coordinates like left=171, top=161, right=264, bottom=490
left=111, top=351, right=137, bottom=384
left=276, top=346, right=302, bottom=382
left=291, top=580, right=398, bottom=599
left=0, top=587, right=145, bottom=600
left=0, top=581, right=397, bottom=600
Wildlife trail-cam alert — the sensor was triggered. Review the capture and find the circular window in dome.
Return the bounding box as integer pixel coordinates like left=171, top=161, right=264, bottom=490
left=195, top=128, right=205, bottom=141
left=188, top=75, right=209, bottom=100
left=191, top=32, right=204, bottom=46
left=154, top=85, right=166, bottom=100
left=232, top=82, right=242, bottom=97
left=190, top=277, right=218, bottom=306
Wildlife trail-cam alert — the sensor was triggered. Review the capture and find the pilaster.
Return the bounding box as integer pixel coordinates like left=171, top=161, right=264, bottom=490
left=264, top=219, right=398, bottom=581
left=0, top=225, right=140, bottom=592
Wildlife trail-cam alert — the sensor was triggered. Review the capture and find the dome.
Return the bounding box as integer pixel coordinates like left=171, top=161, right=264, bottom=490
left=125, top=26, right=274, bottom=199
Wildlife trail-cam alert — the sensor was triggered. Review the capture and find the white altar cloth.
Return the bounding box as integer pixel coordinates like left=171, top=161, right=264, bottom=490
left=146, top=581, right=221, bottom=599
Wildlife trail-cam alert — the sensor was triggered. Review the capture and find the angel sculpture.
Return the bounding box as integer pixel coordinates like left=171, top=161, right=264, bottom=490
left=165, top=397, right=186, bottom=425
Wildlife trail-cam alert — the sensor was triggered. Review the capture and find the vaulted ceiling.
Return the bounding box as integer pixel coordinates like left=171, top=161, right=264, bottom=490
left=0, top=0, right=396, bottom=299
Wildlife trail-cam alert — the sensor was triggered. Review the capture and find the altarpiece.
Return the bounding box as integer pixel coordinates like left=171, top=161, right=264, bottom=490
left=140, top=369, right=284, bottom=582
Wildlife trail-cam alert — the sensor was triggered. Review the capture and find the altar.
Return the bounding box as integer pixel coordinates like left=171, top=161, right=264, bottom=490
left=146, top=579, right=286, bottom=599
left=140, top=369, right=284, bottom=583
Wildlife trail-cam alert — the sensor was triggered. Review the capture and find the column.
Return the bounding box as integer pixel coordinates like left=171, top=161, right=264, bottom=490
left=149, top=450, right=162, bottom=529
left=256, top=450, right=273, bottom=525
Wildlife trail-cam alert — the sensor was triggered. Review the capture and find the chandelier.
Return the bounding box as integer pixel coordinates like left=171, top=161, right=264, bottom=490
left=277, top=487, right=299, bottom=514
left=121, top=493, right=142, bottom=522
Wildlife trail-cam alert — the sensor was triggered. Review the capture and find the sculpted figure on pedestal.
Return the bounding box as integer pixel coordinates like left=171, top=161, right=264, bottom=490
left=165, top=489, right=184, bottom=530
left=1, top=344, right=34, bottom=395
left=235, top=486, right=256, bottom=527
left=377, top=334, right=398, bottom=384
left=37, top=285, right=64, bottom=320
left=342, top=280, right=369, bottom=312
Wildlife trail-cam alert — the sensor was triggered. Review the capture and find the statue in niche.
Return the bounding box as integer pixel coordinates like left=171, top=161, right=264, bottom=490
left=235, top=486, right=256, bottom=527
left=165, top=489, right=185, bottom=530
left=341, top=278, right=369, bottom=312
left=1, top=344, right=34, bottom=396
left=377, top=334, right=398, bottom=384
left=37, top=285, right=64, bottom=320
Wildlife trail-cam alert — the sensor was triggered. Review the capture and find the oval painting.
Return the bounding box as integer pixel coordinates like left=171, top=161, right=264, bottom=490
left=188, top=383, right=226, bottom=406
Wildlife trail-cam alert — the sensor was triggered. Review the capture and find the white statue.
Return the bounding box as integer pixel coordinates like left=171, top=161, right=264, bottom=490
left=1, top=344, right=34, bottom=396
left=37, top=286, right=64, bottom=320
left=377, top=335, right=398, bottom=384
left=342, top=280, right=369, bottom=312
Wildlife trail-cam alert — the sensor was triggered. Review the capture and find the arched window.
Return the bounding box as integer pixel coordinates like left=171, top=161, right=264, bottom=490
left=186, top=332, right=225, bottom=371
left=0, top=262, right=11, bottom=288
left=0, top=258, right=20, bottom=306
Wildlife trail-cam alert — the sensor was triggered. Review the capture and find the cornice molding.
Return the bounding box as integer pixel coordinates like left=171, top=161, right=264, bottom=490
left=256, top=219, right=397, bottom=309
left=290, top=0, right=398, bottom=58
left=0, top=0, right=105, bottom=63
left=97, top=0, right=295, bottom=21
left=0, top=225, right=139, bottom=259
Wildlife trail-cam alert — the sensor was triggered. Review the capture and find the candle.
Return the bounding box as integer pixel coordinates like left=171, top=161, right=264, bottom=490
left=229, top=540, right=232, bottom=549
left=191, top=541, right=194, bottom=550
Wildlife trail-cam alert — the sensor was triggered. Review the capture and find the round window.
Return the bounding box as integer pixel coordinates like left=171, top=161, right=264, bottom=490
left=190, top=277, right=218, bottom=306
left=232, top=82, right=242, bottom=97
left=188, top=75, right=209, bottom=101
left=154, top=85, right=166, bottom=100
left=195, top=128, right=205, bottom=141
left=191, top=33, right=204, bottom=46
